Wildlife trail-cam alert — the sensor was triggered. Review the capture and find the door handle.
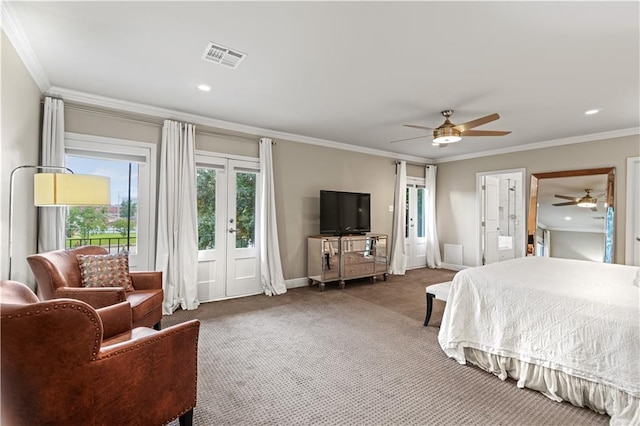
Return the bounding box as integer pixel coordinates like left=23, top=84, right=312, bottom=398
left=229, top=228, right=236, bottom=233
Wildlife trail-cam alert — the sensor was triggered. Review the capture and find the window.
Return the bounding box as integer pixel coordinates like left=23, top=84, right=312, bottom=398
left=65, top=156, right=139, bottom=255
left=235, top=171, right=256, bottom=248
left=64, top=133, right=156, bottom=270
left=197, top=167, right=217, bottom=250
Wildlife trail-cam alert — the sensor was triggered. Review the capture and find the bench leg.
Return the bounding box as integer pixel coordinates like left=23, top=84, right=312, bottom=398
left=424, top=293, right=434, bottom=326
left=179, top=408, right=193, bottom=426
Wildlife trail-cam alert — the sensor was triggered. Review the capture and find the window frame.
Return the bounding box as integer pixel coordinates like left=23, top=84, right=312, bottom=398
left=64, top=132, right=157, bottom=270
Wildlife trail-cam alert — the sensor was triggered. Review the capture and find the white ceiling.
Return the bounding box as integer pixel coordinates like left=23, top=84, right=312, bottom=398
left=5, top=1, right=640, bottom=161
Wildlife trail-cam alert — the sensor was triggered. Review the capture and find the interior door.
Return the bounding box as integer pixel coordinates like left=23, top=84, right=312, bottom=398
left=483, top=176, right=500, bottom=264
left=196, top=156, right=261, bottom=302
left=405, top=180, right=427, bottom=269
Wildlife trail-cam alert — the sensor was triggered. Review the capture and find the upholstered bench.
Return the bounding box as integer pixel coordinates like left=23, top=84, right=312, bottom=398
left=424, top=281, right=452, bottom=326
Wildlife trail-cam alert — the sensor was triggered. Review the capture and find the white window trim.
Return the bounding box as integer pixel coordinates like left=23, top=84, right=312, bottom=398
left=64, top=132, right=157, bottom=271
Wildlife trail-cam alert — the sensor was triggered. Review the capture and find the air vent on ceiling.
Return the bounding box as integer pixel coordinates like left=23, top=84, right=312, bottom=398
left=202, top=42, right=247, bottom=69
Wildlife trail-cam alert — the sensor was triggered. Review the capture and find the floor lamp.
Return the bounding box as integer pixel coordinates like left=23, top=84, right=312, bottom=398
left=7, top=165, right=111, bottom=280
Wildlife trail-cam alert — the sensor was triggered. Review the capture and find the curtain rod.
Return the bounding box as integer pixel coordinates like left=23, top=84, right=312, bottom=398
left=60, top=103, right=259, bottom=143
left=41, top=95, right=64, bottom=102
left=394, top=160, right=434, bottom=167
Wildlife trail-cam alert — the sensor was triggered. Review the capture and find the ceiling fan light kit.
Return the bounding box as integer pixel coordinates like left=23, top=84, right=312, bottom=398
left=577, top=198, right=597, bottom=208
left=432, top=127, right=462, bottom=144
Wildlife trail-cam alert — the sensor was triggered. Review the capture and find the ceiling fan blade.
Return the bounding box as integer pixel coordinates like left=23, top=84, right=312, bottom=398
left=554, top=194, right=578, bottom=201
left=403, top=124, right=433, bottom=131
left=453, top=113, right=500, bottom=132
left=460, top=130, right=511, bottom=137
left=552, top=201, right=578, bottom=206
left=390, top=134, right=430, bottom=144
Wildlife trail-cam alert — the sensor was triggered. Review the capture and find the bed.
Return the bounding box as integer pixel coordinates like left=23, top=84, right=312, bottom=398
left=438, top=256, right=639, bottom=425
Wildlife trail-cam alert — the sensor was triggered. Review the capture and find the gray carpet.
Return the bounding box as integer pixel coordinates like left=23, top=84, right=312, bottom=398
left=164, top=268, right=607, bottom=425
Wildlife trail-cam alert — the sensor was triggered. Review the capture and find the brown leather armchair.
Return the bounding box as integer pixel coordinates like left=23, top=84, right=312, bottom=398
left=0, top=280, right=200, bottom=426
left=27, top=245, right=163, bottom=329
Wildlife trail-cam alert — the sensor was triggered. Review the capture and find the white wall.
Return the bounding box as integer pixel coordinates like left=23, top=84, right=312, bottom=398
left=0, top=31, right=42, bottom=286
left=437, top=134, right=640, bottom=266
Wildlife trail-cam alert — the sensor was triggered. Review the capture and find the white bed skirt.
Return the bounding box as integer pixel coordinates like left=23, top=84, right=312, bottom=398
left=464, top=347, right=639, bottom=425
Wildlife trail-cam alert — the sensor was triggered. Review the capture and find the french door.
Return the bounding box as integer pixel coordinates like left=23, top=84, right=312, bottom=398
left=196, top=155, right=261, bottom=302
left=405, top=178, right=427, bottom=269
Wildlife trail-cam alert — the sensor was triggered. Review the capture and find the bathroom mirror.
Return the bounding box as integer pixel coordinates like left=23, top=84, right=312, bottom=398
left=527, top=167, right=615, bottom=262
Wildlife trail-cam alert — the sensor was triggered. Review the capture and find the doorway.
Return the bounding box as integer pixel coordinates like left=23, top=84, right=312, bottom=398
left=196, top=154, right=262, bottom=302
left=405, top=178, right=427, bottom=269
left=477, top=169, right=526, bottom=265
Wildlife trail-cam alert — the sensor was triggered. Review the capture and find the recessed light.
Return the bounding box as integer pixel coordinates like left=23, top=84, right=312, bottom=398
left=584, top=109, right=600, bottom=115
left=197, top=84, right=211, bottom=92
left=564, top=216, right=572, bottom=221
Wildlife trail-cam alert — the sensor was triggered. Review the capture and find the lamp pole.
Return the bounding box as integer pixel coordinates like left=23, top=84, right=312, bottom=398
left=7, top=165, right=73, bottom=280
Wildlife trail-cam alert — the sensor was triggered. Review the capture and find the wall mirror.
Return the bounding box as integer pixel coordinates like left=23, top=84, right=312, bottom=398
left=527, top=167, right=615, bottom=263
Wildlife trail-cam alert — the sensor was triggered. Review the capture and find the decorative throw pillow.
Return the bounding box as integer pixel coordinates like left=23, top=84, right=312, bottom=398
left=76, top=252, right=134, bottom=292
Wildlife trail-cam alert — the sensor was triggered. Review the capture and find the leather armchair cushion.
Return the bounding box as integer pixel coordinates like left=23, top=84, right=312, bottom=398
left=76, top=252, right=134, bottom=291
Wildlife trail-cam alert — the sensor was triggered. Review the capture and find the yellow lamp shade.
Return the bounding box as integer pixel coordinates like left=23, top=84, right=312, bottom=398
left=34, top=173, right=111, bottom=206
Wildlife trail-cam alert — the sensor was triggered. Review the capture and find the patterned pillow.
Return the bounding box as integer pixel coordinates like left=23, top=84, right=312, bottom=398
left=76, top=252, right=134, bottom=292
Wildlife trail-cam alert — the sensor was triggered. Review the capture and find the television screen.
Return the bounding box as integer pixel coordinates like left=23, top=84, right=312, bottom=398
left=320, top=190, right=371, bottom=235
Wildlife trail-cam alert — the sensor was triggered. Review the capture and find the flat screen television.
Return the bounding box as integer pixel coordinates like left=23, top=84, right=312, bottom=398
left=320, top=190, right=371, bottom=235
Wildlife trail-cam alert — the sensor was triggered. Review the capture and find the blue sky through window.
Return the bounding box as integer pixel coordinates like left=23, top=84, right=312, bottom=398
left=66, top=156, right=138, bottom=205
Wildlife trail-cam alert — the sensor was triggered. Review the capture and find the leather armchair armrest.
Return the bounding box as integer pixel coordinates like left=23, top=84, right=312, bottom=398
left=97, top=302, right=132, bottom=340
left=130, top=271, right=162, bottom=290
left=96, top=320, right=200, bottom=419
left=54, top=287, right=126, bottom=309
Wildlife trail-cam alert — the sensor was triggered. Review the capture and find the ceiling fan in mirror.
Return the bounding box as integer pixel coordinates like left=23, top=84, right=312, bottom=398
left=390, top=109, right=511, bottom=147
left=552, top=189, right=605, bottom=211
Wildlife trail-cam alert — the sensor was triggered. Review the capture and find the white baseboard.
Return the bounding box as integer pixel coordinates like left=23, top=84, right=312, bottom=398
left=286, top=277, right=309, bottom=289
left=441, top=263, right=469, bottom=271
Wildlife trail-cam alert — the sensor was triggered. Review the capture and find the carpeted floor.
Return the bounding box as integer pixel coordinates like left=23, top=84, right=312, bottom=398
left=165, top=268, right=607, bottom=426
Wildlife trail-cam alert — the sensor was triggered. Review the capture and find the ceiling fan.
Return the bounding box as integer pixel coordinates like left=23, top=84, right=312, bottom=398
left=391, top=109, right=511, bottom=147
left=552, top=189, right=604, bottom=211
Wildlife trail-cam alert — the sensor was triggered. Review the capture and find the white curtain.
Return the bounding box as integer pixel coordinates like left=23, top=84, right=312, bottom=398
left=259, top=138, right=287, bottom=296
left=425, top=165, right=442, bottom=268
left=389, top=161, right=407, bottom=274
left=38, top=97, right=66, bottom=253
left=155, top=120, right=199, bottom=314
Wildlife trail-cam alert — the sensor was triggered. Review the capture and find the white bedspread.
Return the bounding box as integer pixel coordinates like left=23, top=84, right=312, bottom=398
left=438, top=257, right=639, bottom=421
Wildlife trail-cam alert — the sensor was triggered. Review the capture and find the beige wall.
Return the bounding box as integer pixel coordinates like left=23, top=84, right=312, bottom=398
left=1, top=31, right=42, bottom=286
left=64, top=108, right=401, bottom=280
left=271, top=139, right=397, bottom=279
left=550, top=230, right=604, bottom=262
left=437, top=134, right=640, bottom=266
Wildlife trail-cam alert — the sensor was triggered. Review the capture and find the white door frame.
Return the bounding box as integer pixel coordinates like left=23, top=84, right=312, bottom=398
left=476, top=168, right=526, bottom=266
left=626, top=156, right=640, bottom=266
left=195, top=151, right=261, bottom=302
left=405, top=177, right=427, bottom=269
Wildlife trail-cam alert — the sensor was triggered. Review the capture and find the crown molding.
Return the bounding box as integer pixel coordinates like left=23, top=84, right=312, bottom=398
left=1, top=2, right=50, bottom=92
left=435, top=128, right=640, bottom=164
left=49, top=87, right=433, bottom=164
